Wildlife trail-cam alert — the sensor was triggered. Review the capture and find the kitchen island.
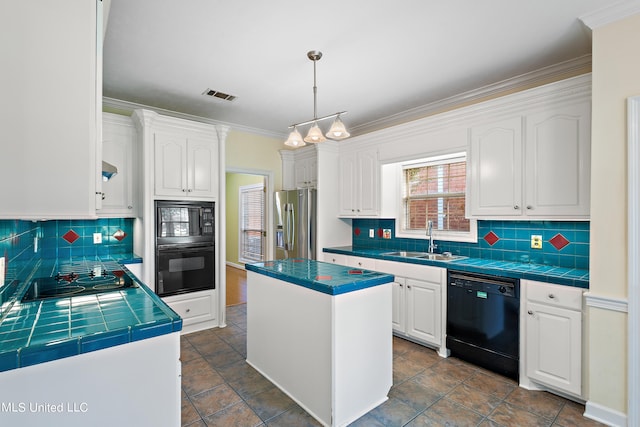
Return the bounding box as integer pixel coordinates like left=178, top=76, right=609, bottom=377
left=245, top=258, right=394, bottom=427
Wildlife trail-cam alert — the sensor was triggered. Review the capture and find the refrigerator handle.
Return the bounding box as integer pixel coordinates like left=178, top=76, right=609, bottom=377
left=283, top=204, right=289, bottom=250
left=289, top=203, right=295, bottom=251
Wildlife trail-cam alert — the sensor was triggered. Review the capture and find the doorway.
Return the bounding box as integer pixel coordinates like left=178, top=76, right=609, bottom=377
left=225, top=168, right=273, bottom=306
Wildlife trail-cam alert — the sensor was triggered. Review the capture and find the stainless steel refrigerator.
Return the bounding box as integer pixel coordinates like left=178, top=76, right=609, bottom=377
left=274, top=188, right=317, bottom=260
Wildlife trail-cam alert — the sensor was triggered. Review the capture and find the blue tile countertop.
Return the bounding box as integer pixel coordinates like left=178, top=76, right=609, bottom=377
left=246, top=258, right=395, bottom=295
left=0, top=255, right=181, bottom=373
left=323, top=246, right=589, bottom=289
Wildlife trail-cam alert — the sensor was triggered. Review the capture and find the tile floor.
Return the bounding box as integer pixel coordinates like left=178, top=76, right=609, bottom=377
left=181, top=304, right=604, bottom=427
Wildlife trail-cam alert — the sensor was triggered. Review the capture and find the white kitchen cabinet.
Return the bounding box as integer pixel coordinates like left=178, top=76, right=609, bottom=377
left=376, top=259, right=446, bottom=355
left=467, top=100, right=591, bottom=219
left=154, top=133, right=218, bottom=199
left=522, top=280, right=583, bottom=397
left=0, top=0, right=101, bottom=219
left=99, top=113, right=136, bottom=217
left=294, top=151, right=317, bottom=189
left=345, top=255, right=377, bottom=270
left=406, top=278, right=442, bottom=345
left=339, top=148, right=380, bottom=217
left=163, top=289, right=217, bottom=334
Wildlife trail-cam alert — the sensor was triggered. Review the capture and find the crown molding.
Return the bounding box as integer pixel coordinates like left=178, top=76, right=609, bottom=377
left=102, top=97, right=286, bottom=140
left=350, top=55, right=592, bottom=136
left=579, top=0, right=640, bottom=29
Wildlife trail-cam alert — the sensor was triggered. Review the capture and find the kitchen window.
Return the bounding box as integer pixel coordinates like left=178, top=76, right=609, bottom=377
left=239, top=183, right=265, bottom=263
left=397, top=152, right=477, bottom=242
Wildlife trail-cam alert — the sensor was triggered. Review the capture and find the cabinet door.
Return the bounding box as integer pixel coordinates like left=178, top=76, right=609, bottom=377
left=339, top=152, right=357, bottom=215
left=294, top=157, right=317, bottom=189
left=406, top=278, right=441, bottom=345
left=187, top=137, right=217, bottom=198
left=468, top=117, right=523, bottom=217
left=100, top=115, right=135, bottom=217
left=357, top=149, right=380, bottom=216
left=154, top=133, right=187, bottom=197
left=391, top=278, right=406, bottom=333
left=524, top=102, right=590, bottom=218
left=525, top=301, right=581, bottom=395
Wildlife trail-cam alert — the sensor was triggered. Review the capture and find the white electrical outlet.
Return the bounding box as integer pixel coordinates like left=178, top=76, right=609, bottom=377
left=531, top=235, right=542, bottom=249
left=369, top=229, right=375, bottom=238
left=93, top=233, right=102, bottom=244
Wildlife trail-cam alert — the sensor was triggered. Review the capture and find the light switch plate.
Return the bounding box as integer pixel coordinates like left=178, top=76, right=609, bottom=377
left=369, top=229, right=374, bottom=238
left=93, top=233, right=102, bottom=244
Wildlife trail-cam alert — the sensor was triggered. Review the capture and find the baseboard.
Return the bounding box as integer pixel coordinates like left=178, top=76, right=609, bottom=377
left=584, top=400, right=627, bottom=427
left=226, top=261, right=245, bottom=270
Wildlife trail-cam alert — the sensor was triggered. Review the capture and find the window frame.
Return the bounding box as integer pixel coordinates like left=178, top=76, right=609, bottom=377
left=238, top=183, right=266, bottom=263
left=394, top=152, right=477, bottom=243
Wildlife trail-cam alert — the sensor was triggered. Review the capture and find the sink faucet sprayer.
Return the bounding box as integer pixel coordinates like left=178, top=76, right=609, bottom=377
left=427, top=220, right=437, bottom=253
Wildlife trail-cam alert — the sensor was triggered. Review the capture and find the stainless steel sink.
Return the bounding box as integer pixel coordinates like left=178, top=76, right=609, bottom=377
left=382, top=251, right=430, bottom=258
left=382, top=251, right=466, bottom=262
left=415, top=253, right=466, bottom=262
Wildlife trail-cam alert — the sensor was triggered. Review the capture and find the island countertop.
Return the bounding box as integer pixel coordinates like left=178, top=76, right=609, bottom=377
left=245, top=258, right=394, bottom=295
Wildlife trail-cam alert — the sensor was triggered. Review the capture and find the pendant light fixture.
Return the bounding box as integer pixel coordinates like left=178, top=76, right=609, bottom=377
left=284, top=51, right=350, bottom=147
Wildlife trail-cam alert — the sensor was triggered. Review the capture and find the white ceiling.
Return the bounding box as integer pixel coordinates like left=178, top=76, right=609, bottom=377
left=103, top=0, right=614, bottom=139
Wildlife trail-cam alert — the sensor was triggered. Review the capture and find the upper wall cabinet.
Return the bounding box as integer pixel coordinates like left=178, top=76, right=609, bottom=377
left=99, top=113, right=137, bottom=217
left=467, top=100, right=591, bottom=220
left=154, top=133, right=218, bottom=199
left=280, top=145, right=317, bottom=190
left=134, top=110, right=220, bottom=201
left=339, top=148, right=380, bottom=217
left=0, top=0, right=101, bottom=219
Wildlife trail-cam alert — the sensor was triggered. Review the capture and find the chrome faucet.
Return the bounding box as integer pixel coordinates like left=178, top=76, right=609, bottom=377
left=426, top=220, right=437, bottom=254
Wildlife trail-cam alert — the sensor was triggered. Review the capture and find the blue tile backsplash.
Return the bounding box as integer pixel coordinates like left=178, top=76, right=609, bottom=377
left=352, top=219, right=589, bottom=270
left=0, top=219, right=134, bottom=283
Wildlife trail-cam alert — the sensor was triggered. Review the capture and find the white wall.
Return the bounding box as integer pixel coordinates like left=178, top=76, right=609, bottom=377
left=588, top=11, right=640, bottom=418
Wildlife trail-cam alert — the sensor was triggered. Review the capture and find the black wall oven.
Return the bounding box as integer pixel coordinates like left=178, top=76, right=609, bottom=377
left=155, top=200, right=215, bottom=297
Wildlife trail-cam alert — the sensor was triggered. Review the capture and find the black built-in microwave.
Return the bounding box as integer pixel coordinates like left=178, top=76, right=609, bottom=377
left=155, top=201, right=215, bottom=297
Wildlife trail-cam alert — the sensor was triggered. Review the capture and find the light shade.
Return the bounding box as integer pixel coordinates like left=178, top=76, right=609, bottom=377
left=284, top=127, right=305, bottom=147
left=303, top=122, right=326, bottom=143
left=326, top=116, right=350, bottom=140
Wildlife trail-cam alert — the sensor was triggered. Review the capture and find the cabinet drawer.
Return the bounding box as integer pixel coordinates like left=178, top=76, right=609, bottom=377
left=323, top=253, right=347, bottom=265
left=167, top=294, right=213, bottom=320
left=526, top=281, right=583, bottom=311
left=375, top=259, right=444, bottom=283
left=347, top=256, right=377, bottom=270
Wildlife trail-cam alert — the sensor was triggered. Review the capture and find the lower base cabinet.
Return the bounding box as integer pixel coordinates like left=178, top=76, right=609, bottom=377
left=377, top=260, right=447, bottom=356
left=163, top=289, right=217, bottom=334
left=522, top=280, right=583, bottom=397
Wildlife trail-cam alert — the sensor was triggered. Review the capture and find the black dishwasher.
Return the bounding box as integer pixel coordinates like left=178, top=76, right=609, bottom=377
left=446, top=271, right=520, bottom=380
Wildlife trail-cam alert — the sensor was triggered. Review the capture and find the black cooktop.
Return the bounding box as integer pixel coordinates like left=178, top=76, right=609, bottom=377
left=22, top=268, right=138, bottom=302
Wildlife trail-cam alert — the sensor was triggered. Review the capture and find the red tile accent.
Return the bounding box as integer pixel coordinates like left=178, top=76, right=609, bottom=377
left=354, top=227, right=361, bottom=237
left=315, top=275, right=332, bottom=281
left=377, top=228, right=384, bottom=238
left=549, top=233, right=570, bottom=250
left=264, top=262, right=274, bottom=267
left=292, top=259, right=304, bottom=262
left=483, top=231, right=500, bottom=246
left=113, top=270, right=125, bottom=278
left=62, top=229, right=80, bottom=244
left=348, top=270, right=363, bottom=275
left=113, top=229, right=127, bottom=241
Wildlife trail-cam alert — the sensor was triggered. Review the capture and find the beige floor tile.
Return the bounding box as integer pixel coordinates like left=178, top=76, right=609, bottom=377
left=389, top=378, right=441, bottom=410
left=505, top=387, right=564, bottom=420
left=190, top=383, right=243, bottom=418
left=393, top=354, right=427, bottom=385
left=414, top=398, right=484, bottom=427
left=489, top=402, right=552, bottom=427
left=264, top=405, right=323, bottom=426
left=202, top=401, right=263, bottom=427
left=181, top=391, right=201, bottom=426
left=553, top=401, right=607, bottom=427
left=413, top=367, right=463, bottom=396
left=447, top=383, right=503, bottom=416
left=463, top=371, right=516, bottom=399
left=243, top=386, right=296, bottom=421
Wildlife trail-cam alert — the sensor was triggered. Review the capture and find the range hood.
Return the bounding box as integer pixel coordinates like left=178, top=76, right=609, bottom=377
left=102, top=161, right=118, bottom=181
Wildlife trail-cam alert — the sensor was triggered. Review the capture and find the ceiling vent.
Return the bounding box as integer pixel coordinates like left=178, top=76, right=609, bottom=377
left=202, top=88, right=236, bottom=101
